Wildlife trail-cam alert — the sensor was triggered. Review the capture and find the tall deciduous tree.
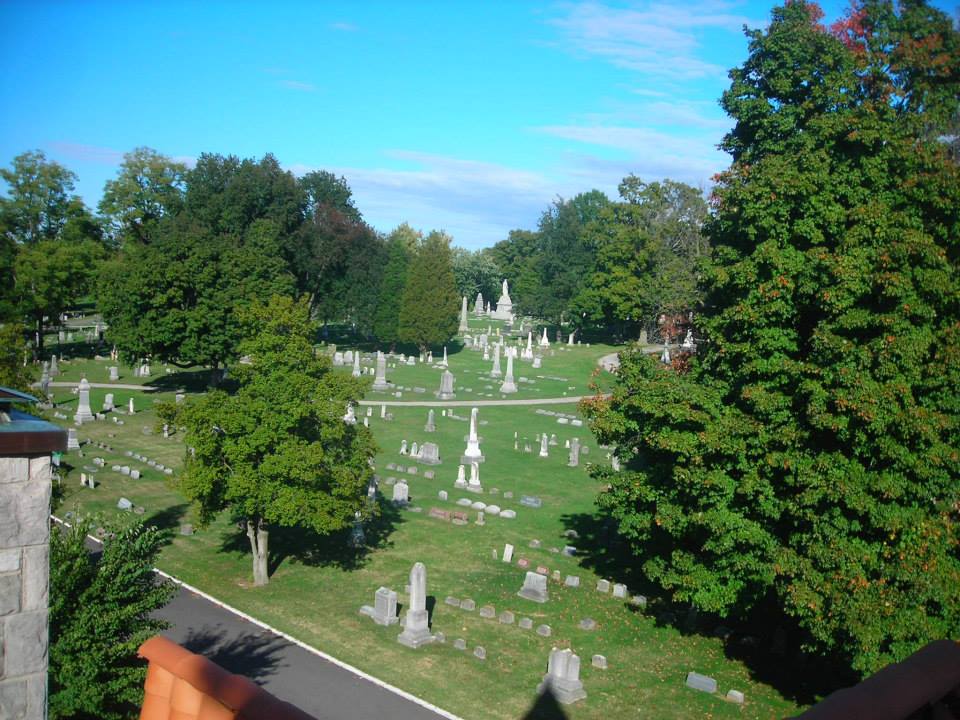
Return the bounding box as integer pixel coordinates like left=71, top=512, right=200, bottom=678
left=572, top=177, right=708, bottom=336
left=398, top=230, right=460, bottom=353
left=49, top=519, right=174, bottom=720
left=176, top=296, right=375, bottom=585
left=0, top=150, right=78, bottom=245
left=14, top=238, right=106, bottom=356
left=584, top=0, right=960, bottom=678
left=98, top=147, right=187, bottom=245
left=451, top=247, right=502, bottom=305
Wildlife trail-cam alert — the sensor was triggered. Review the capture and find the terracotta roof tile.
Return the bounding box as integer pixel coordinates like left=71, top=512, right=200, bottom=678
left=138, top=635, right=316, bottom=720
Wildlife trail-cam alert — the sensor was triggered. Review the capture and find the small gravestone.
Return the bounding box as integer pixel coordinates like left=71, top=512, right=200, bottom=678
left=538, top=648, right=586, bottom=705
left=360, top=587, right=400, bottom=626
left=130, top=470, right=140, bottom=480
left=179, top=524, right=193, bottom=536
left=479, top=605, right=495, bottom=619
left=517, top=558, right=530, bottom=569
left=473, top=646, right=486, bottom=660
left=518, top=571, right=549, bottom=603
left=529, top=539, right=541, bottom=548
left=451, top=511, right=469, bottom=525
left=536, top=624, right=552, bottom=637
left=536, top=565, right=549, bottom=575
left=453, top=638, right=466, bottom=651
left=117, top=497, right=133, bottom=511
left=429, top=508, right=451, bottom=522
left=445, top=596, right=460, bottom=607
left=460, top=598, right=476, bottom=611
left=726, top=690, right=745, bottom=704
left=456, top=498, right=471, bottom=507
left=499, top=611, right=514, bottom=625
left=424, top=470, right=435, bottom=480
left=518, top=617, right=533, bottom=630
left=613, top=583, right=627, bottom=599
left=592, top=654, right=607, bottom=669
left=485, top=504, right=500, bottom=516
left=685, top=672, right=717, bottom=694
left=579, top=618, right=596, bottom=630
left=551, top=570, right=561, bottom=582
left=596, top=579, right=610, bottom=593
left=500, top=509, right=517, bottom=519
left=502, top=543, right=514, bottom=563
left=503, top=491, right=513, bottom=499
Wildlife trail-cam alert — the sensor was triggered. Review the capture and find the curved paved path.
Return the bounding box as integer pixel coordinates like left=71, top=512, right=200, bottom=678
left=57, top=517, right=453, bottom=720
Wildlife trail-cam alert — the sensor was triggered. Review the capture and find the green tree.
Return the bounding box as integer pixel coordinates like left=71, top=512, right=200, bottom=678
left=14, top=239, right=106, bottom=357
left=451, top=247, right=502, bottom=305
left=536, top=190, right=610, bottom=321
left=0, top=150, right=77, bottom=245
left=398, top=230, right=460, bottom=353
left=98, top=147, right=187, bottom=245
left=373, top=224, right=418, bottom=347
left=98, top=215, right=294, bottom=377
left=49, top=519, right=174, bottom=720
left=487, top=229, right=543, bottom=317
left=572, top=177, right=708, bottom=336
left=300, top=170, right=362, bottom=224
left=177, top=296, right=376, bottom=585
left=0, top=323, right=32, bottom=392
left=584, top=0, right=960, bottom=678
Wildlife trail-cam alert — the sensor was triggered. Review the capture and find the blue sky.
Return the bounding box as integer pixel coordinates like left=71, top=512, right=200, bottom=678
left=0, top=1, right=953, bottom=249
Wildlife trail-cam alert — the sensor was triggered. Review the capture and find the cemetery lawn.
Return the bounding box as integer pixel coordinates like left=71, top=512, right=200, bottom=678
left=49, top=345, right=805, bottom=720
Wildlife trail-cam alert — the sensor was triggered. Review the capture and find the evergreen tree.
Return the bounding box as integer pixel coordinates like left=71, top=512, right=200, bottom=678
left=49, top=519, right=174, bottom=720
left=584, top=0, right=960, bottom=677
left=397, top=230, right=460, bottom=353
left=373, top=224, right=417, bottom=347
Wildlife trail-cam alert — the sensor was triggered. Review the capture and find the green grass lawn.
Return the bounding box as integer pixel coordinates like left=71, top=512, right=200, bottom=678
left=47, top=339, right=803, bottom=720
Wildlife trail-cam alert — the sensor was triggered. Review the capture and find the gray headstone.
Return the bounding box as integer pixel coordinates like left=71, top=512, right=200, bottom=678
left=479, top=605, right=495, bottom=619
left=536, top=624, right=552, bottom=637
left=498, top=611, right=514, bottom=625
left=592, top=654, right=607, bottom=669
left=518, top=571, right=549, bottom=603
left=596, top=579, right=610, bottom=593
left=579, top=618, right=596, bottom=630
left=460, top=598, right=476, bottom=612
left=685, top=672, right=717, bottom=694
left=518, top=617, right=533, bottom=630
left=453, top=638, right=466, bottom=650
left=117, top=497, right=133, bottom=511
left=473, top=646, right=486, bottom=660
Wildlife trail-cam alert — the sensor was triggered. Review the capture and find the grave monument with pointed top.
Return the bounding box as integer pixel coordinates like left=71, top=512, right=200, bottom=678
left=397, top=562, right=435, bottom=648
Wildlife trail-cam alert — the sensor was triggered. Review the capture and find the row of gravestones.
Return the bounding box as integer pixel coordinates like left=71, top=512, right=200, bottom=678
left=360, top=562, right=595, bottom=705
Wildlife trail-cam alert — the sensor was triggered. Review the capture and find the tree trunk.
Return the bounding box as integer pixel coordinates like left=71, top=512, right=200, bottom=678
left=246, top=518, right=269, bottom=586
left=209, top=361, right=222, bottom=388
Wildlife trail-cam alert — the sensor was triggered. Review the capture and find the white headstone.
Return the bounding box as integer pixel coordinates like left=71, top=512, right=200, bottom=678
left=392, top=481, right=409, bottom=504
left=397, top=562, right=435, bottom=648
left=109, top=366, right=119, bottom=381
left=352, top=352, right=362, bottom=377
left=128, top=397, right=135, bottom=414
left=468, top=462, right=481, bottom=492
left=502, top=543, right=514, bottom=563
left=462, top=408, right=484, bottom=462
left=499, top=354, right=517, bottom=394
left=490, top=344, right=502, bottom=378
left=459, top=296, right=469, bottom=332
left=518, top=571, right=549, bottom=603
left=424, top=409, right=436, bottom=432
left=73, top=378, right=95, bottom=424
left=360, top=586, right=399, bottom=626
left=454, top=464, right=466, bottom=488
left=436, top=370, right=456, bottom=400
left=67, top=427, right=80, bottom=450
left=372, top=351, right=390, bottom=391
left=538, top=648, right=587, bottom=704
left=539, top=434, right=549, bottom=458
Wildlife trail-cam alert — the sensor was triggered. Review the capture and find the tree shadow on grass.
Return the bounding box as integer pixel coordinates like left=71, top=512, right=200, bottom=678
left=147, top=369, right=224, bottom=394
left=561, top=512, right=854, bottom=706
left=559, top=511, right=659, bottom=597
left=144, top=502, right=189, bottom=535
left=179, top=625, right=287, bottom=682
left=218, top=498, right=405, bottom=577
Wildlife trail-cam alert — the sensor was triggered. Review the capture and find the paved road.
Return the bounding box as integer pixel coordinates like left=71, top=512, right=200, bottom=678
left=59, top=518, right=453, bottom=720
left=153, top=587, right=452, bottom=720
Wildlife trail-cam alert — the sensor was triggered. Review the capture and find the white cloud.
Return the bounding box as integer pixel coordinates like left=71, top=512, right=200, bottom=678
left=548, top=1, right=756, bottom=80
left=279, top=79, right=317, bottom=92
left=47, top=141, right=124, bottom=165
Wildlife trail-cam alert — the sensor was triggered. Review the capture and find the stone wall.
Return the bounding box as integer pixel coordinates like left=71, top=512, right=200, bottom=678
left=0, top=454, right=52, bottom=720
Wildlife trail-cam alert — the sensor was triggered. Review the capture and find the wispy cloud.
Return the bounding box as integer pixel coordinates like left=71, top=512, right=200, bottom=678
left=48, top=141, right=124, bottom=165
left=279, top=79, right=317, bottom=92
left=329, top=21, right=357, bottom=32
left=548, top=1, right=755, bottom=79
